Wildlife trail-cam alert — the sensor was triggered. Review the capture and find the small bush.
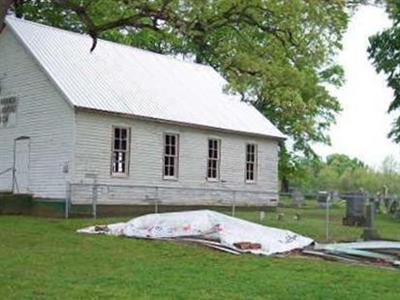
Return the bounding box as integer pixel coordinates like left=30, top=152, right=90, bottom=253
left=0, top=194, right=34, bottom=215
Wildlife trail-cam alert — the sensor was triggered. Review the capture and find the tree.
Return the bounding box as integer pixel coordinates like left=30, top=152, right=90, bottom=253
left=381, top=154, right=400, bottom=173
left=289, top=153, right=368, bottom=192
left=368, top=1, right=400, bottom=142
left=0, top=1, right=358, bottom=178
left=288, top=153, right=400, bottom=193
left=326, top=153, right=365, bottom=176
left=287, top=155, right=323, bottom=192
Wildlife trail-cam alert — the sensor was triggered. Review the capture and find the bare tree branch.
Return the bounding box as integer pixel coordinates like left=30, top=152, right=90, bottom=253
left=1, top=0, right=298, bottom=55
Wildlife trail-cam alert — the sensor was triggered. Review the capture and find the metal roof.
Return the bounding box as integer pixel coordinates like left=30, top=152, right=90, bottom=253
left=5, top=17, right=285, bottom=139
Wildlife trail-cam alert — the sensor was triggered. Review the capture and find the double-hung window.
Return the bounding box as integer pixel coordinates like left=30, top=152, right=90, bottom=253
left=245, top=144, right=257, bottom=183
left=111, top=127, right=130, bottom=176
left=207, top=139, right=220, bottom=180
left=163, top=133, right=179, bottom=179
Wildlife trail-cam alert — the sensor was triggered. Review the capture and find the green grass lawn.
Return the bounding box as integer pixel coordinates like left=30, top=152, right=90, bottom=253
left=1, top=205, right=399, bottom=299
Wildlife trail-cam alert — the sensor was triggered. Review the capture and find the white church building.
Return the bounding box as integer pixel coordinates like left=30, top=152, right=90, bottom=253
left=0, top=17, right=285, bottom=209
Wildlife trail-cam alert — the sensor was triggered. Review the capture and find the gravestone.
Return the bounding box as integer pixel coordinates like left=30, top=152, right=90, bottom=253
left=361, top=199, right=380, bottom=240
left=388, top=196, right=399, bottom=213
left=388, top=195, right=400, bottom=218
left=342, top=192, right=367, bottom=226
left=317, top=191, right=331, bottom=208
left=292, top=190, right=305, bottom=207
left=331, top=191, right=340, bottom=203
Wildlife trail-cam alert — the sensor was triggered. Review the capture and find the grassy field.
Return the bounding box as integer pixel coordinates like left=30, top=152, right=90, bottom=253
left=1, top=204, right=399, bottom=299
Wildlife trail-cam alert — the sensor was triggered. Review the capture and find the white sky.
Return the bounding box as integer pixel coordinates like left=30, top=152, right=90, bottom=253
left=314, top=6, right=400, bottom=168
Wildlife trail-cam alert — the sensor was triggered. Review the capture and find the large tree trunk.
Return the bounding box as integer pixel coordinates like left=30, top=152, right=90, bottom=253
left=0, top=0, right=14, bottom=32
left=281, top=176, right=290, bottom=193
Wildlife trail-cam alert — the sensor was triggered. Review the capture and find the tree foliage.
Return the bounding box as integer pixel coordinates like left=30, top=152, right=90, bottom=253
left=368, top=0, right=400, bottom=142
left=291, top=153, right=400, bottom=194
left=326, top=153, right=365, bottom=175
left=0, top=1, right=359, bottom=177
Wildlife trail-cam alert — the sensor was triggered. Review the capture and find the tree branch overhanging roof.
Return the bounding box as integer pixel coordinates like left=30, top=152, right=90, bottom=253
left=5, top=17, right=285, bottom=139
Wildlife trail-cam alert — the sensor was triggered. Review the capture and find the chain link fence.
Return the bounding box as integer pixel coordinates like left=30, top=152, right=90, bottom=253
left=65, top=182, right=278, bottom=219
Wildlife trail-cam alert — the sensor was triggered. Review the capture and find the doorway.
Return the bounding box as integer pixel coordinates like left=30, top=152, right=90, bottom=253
left=13, top=137, right=31, bottom=194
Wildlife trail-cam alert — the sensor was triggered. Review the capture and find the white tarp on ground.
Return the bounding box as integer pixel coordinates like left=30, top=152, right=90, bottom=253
left=77, top=210, right=313, bottom=255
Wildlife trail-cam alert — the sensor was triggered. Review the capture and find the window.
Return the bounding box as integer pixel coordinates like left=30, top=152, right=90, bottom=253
left=246, top=144, right=257, bottom=182
left=111, top=127, right=130, bottom=176
left=163, top=133, right=179, bottom=179
left=207, top=139, right=220, bottom=180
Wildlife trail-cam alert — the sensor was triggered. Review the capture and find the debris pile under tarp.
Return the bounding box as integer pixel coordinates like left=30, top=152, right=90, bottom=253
left=78, top=210, right=314, bottom=256
left=304, top=241, right=400, bottom=268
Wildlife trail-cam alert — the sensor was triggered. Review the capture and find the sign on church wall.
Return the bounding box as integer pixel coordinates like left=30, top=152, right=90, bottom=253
left=0, top=96, right=17, bottom=128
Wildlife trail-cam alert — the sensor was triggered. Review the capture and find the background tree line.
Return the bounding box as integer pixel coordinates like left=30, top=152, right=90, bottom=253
left=288, top=154, right=400, bottom=194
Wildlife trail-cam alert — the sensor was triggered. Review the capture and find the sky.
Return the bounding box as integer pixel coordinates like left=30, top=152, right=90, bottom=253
left=314, top=6, right=400, bottom=169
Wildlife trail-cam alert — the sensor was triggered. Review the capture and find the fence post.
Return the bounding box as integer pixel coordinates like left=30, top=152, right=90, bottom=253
left=259, top=211, right=265, bottom=222
left=231, top=191, right=236, bottom=217
left=92, top=179, right=98, bottom=219
left=65, top=182, right=71, bottom=219
left=325, top=192, right=330, bottom=242
left=154, top=186, right=159, bottom=213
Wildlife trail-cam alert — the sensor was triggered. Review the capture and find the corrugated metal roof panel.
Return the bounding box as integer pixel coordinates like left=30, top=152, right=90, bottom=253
left=5, top=16, right=285, bottom=139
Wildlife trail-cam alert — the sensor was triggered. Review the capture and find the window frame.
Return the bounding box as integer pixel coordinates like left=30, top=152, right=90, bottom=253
left=245, top=143, right=258, bottom=183
left=206, top=138, right=221, bottom=182
left=110, top=126, right=131, bottom=177
left=162, top=132, right=179, bottom=180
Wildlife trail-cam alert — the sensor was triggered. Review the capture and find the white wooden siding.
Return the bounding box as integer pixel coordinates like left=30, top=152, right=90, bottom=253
left=73, top=110, right=279, bottom=206
left=0, top=29, right=74, bottom=198
left=0, top=25, right=280, bottom=205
